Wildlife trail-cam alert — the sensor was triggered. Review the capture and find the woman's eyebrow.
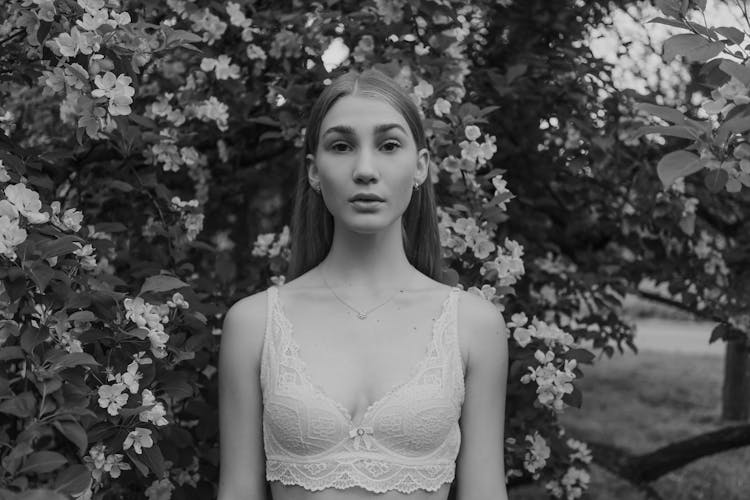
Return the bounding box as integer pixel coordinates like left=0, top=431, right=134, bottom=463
left=321, top=123, right=407, bottom=137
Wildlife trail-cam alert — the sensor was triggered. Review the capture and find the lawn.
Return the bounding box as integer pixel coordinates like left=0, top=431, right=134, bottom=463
left=510, top=348, right=750, bottom=500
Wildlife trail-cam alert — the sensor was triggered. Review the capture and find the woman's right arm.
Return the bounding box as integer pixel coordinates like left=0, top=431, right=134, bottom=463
left=217, top=292, right=268, bottom=500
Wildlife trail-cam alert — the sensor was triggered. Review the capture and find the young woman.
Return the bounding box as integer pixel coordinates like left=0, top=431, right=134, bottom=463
left=217, top=69, right=509, bottom=500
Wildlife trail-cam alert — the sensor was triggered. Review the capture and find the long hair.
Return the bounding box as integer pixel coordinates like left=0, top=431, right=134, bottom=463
left=287, top=68, right=445, bottom=282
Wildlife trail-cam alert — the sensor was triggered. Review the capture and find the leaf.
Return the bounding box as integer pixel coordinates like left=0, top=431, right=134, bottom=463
left=633, top=125, right=698, bottom=140
left=564, top=348, right=595, bottom=364
left=656, top=150, right=702, bottom=188
left=663, top=34, right=724, bottom=62
left=19, top=451, right=68, bottom=474
left=562, top=386, right=583, bottom=409
left=124, top=449, right=149, bottom=477
left=52, top=420, right=88, bottom=455
left=16, top=490, right=69, bottom=500
left=0, top=320, right=20, bottom=339
left=704, top=168, right=729, bottom=192
left=716, top=26, right=745, bottom=45
left=679, top=212, right=696, bottom=235
left=654, top=0, right=682, bottom=17
left=141, top=445, right=166, bottom=477
left=53, top=465, right=91, bottom=495
left=647, top=16, right=688, bottom=30
left=37, top=236, right=84, bottom=260
left=709, top=323, right=729, bottom=343
left=0, top=391, right=36, bottom=418
left=51, top=352, right=100, bottom=369
left=718, top=59, right=750, bottom=85
left=139, top=275, right=189, bottom=295
left=635, top=102, right=687, bottom=124
left=67, top=311, right=97, bottom=322
left=0, top=346, right=24, bottom=361
left=27, top=261, right=54, bottom=293
left=716, top=115, right=750, bottom=145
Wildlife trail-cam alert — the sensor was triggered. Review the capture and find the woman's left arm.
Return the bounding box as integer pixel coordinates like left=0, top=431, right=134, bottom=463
left=455, top=293, right=509, bottom=500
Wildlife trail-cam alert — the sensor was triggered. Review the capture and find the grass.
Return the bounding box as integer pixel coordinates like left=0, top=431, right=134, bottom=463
left=510, top=349, right=750, bottom=500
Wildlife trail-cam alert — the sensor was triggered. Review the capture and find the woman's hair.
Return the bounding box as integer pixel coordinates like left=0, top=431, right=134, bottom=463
left=287, top=68, right=445, bottom=282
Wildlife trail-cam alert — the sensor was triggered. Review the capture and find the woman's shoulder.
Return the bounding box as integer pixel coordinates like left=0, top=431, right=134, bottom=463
left=220, top=286, right=279, bottom=358
left=454, top=289, right=508, bottom=366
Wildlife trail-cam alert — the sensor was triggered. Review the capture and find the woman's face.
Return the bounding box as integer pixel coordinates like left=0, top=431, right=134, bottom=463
left=308, top=94, right=429, bottom=234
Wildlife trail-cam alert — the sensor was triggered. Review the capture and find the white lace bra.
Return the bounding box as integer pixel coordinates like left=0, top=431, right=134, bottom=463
left=259, top=285, right=465, bottom=494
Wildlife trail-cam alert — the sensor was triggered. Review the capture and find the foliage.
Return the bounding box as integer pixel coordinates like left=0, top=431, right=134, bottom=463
left=1, top=0, right=746, bottom=498
left=0, top=0, right=602, bottom=498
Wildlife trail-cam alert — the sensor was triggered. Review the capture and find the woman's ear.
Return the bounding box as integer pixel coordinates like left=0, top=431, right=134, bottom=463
left=415, top=148, right=430, bottom=186
left=306, top=154, right=319, bottom=184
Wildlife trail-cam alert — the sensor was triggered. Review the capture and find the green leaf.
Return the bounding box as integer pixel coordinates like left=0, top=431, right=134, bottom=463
left=124, top=449, right=149, bottom=477
left=635, top=102, right=687, bottom=124
left=633, top=125, right=698, bottom=140
left=716, top=26, right=745, bottom=45
left=36, top=236, right=84, bottom=260
left=656, top=150, right=702, bottom=188
left=718, top=59, right=750, bottom=85
left=563, top=348, right=595, bottom=364
left=716, top=115, right=750, bottom=145
left=654, top=0, right=682, bottom=17
left=0, top=346, right=24, bottom=361
left=17, top=490, right=69, bottom=500
left=19, top=451, right=68, bottom=474
left=67, top=311, right=97, bottom=322
left=0, top=391, right=36, bottom=417
left=647, top=16, right=688, bottom=30
left=663, top=34, right=724, bottom=62
left=51, top=352, right=100, bottom=369
left=562, top=386, right=583, bottom=408
left=27, top=261, right=55, bottom=293
left=141, top=445, right=166, bottom=477
left=52, top=420, right=88, bottom=455
left=139, top=275, right=189, bottom=295
left=704, top=168, right=729, bottom=192
left=53, top=465, right=91, bottom=495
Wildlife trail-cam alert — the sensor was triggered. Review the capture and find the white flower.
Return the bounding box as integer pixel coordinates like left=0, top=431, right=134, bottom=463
left=226, top=2, right=251, bottom=28
left=145, top=478, right=175, bottom=500
left=61, top=208, right=84, bottom=232
left=513, top=327, right=533, bottom=347
left=77, top=8, right=109, bottom=31
left=4, top=183, right=49, bottom=224
left=78, top=0, right=105, bottom=12
left=413, top=79, right=434, bottom=99
left=98, top=383, right=128, bottom=416
left=433, top=97, right=451, bottom=117
left=139, top=389, right=169, bottom=426
left=123, top=427, right=153, bottom=454
left=200, top=55, right=240, bottom=80
left=566, top=438, right=592, bottom=464
left=465, top=125, right=481, bottom=141
left=524, top=432, right=550, bottom=475
left=166, top=292, right=189, bottom=309
left=0, top=160, right=10, bottom=182
left=508, top=312, right=528, bottom=327
left=0, top=215, right=27, bottom=259
left=109, top=11, right=131, bottom=26
left=91, top=72, right=135, bottom=116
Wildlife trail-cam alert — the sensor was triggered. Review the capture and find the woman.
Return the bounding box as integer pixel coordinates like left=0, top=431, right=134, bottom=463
left=218, top=69, right=509, bottom=500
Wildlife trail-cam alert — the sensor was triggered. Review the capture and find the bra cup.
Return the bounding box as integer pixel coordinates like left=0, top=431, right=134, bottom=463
left=265, top=400, right=348, bottom=456
left=373, top=400, right=458, bottom=457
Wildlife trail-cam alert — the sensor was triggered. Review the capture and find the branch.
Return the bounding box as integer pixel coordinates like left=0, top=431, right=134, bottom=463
left=587, top=424, right=750, bottom=484
left=634, top=289, right=721, bottom=323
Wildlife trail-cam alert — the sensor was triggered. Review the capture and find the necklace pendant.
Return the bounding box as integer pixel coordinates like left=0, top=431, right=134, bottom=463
left=357, top=312, right=367, bottom=320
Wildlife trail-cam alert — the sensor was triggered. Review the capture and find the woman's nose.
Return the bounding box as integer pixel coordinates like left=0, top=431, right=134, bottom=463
left=352, top=147, right=378, bottom=182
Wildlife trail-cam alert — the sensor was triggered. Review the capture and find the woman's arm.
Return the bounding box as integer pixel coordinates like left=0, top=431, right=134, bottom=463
left=217, top=293, right=268, bottom=500
left=455, top=293, right=509, bottom=500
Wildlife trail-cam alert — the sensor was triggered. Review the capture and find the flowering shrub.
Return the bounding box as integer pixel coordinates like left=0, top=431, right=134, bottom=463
left=3, top=0, right=745, bottom=498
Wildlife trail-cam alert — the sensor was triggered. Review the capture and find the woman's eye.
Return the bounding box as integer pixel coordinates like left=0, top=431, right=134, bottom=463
left=330, top=142, right=352, bottom=152
left=381, top=141, right=401, bottom=152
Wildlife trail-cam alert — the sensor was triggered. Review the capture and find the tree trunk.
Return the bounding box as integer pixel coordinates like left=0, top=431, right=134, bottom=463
left=722, top=337, right=750, bottom=421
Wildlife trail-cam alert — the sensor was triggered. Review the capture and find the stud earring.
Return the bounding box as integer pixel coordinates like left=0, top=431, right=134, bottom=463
left=413, top=182, right=420, bottom=191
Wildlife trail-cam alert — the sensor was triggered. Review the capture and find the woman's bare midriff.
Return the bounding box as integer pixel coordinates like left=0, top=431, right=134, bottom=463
left=269, top=481, right=451, bottom=500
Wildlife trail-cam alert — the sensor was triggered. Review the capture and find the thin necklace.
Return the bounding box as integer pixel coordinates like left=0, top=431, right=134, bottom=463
left=320, top=267, right=405, bottom=320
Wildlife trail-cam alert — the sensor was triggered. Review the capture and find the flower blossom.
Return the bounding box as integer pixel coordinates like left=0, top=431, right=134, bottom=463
left=123, top=427, right=153, bottom=454
left=91, top=72, right=135, bottom=116
left=5, top=184, right=49, bottom=224
left=139, top=389, right=169, bottom=426
left=523, top=432, right=550, bottom=475
left=200, top=55, right=241, bottom=80
left=98, top=382, right=128, bottom=416
left=433, top=97, right=451, bottom=117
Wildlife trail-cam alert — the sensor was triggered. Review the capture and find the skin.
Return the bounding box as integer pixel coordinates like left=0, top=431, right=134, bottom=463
left=217, top=94, right=509, bottom=500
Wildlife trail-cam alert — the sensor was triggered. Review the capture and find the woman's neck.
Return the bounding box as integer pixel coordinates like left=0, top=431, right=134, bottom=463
left=319, top=223, right=419, bottom=292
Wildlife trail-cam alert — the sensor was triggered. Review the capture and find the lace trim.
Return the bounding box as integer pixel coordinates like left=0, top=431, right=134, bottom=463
left=269, top=286, right=461, bottom=425
left=266, top=459, right=455, bottom=494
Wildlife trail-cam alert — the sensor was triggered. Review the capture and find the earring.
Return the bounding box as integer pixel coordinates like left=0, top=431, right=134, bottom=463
left=310, top=181, right=320, bottom=193
left=413, top=182, right=420, bottom=191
